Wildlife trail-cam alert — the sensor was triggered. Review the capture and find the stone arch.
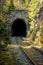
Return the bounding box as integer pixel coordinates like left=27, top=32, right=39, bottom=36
left=11, top=18, right=27, bottom=37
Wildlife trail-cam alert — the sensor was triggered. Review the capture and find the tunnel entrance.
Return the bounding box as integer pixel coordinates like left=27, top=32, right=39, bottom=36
left=11, top=18, right=27, bottom=37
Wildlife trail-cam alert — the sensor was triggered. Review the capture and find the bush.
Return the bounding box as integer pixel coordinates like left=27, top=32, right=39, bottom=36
left=0, top=52, right=16, bottom=65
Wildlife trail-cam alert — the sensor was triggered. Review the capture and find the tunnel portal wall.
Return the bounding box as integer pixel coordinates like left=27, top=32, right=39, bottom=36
left=6, top=10, right=29, bottom=37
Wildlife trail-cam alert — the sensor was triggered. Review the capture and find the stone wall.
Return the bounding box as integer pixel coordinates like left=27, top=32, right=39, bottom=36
left=6, top=10, right=29, bottom=37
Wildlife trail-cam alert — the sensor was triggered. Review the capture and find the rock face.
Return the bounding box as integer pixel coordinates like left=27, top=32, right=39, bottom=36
left=6, top=10, right=29, bottom=37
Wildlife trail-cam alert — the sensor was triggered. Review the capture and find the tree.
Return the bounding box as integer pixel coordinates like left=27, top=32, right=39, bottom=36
left=8, top=0, right=15, bottom=11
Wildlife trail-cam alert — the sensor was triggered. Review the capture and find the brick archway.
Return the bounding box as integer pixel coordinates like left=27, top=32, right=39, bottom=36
left=11, top=18, right=27, bottom=37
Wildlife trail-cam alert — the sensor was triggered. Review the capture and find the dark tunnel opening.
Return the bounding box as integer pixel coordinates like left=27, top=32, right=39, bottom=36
left=11, top=18, right=27, bottom=37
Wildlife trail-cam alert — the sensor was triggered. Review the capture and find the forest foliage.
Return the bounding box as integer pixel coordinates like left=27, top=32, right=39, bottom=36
left=0, top=0, right=43, bottom=65
left=0, top=0, right=43, bottom=53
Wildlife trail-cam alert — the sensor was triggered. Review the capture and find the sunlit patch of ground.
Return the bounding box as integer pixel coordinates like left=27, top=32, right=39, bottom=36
left=21, top=45, right=32, bottom=49
left=7, top=44, right=20, bottom=49
left=7, top=43, right=43, bottom=52
left=7, top=43, right=33, bottom=50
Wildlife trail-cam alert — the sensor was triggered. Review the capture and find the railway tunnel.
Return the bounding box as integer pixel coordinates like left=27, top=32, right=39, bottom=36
left=11, top=18, right=27, bottom=37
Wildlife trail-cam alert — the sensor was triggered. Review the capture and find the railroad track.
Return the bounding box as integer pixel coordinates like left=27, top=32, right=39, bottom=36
left=16, top=38, right=43, bottom=65
left=20, top=46, right=43, bottom=65
left=19, top=47, right=36, bottom=65
left=10, top=37, right=43, bottom=65
left=32, top=47, right=43, bottom=55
